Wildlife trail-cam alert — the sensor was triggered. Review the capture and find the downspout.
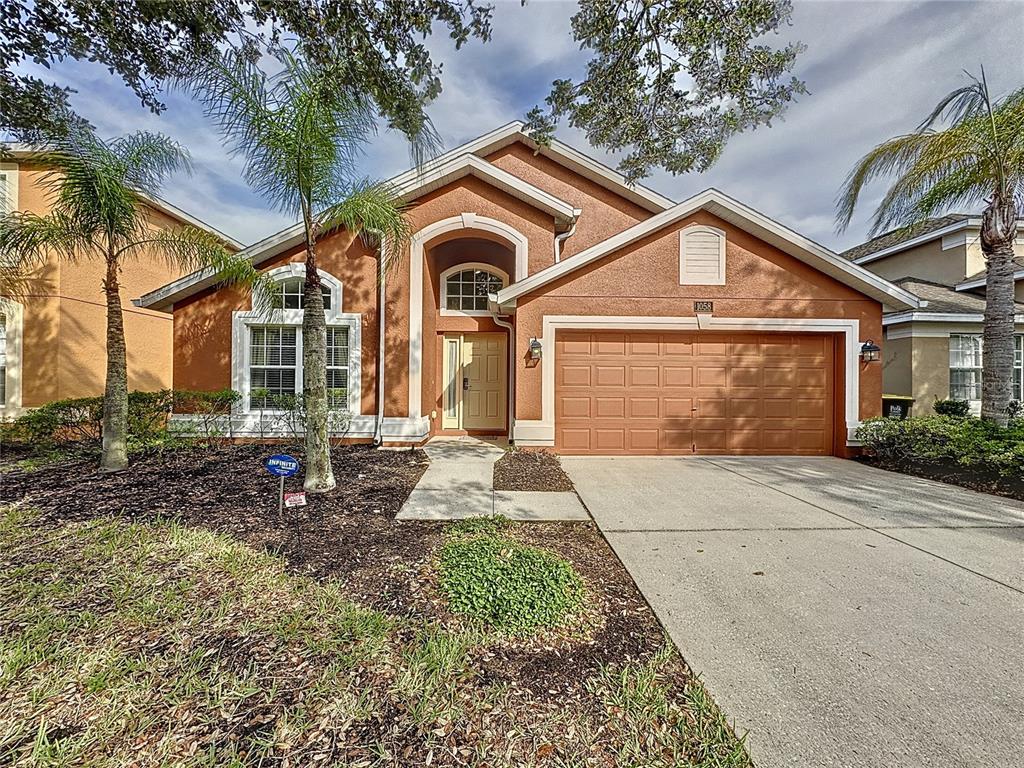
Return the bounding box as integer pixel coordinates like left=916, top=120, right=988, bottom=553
left=490, top=308, right=517, bottom=444
left=373, top=253, right=386, bottom=446
left=553, top=218, right=578, bottom=263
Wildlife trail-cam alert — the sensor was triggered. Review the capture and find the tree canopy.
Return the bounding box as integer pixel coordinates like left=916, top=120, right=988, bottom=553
left=1, top=0, right=493, bottom=142
left=525, top=0, right=805, bottom=182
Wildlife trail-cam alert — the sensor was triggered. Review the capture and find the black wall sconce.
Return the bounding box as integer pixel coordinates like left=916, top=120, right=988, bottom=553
left=528, top=338, right=543, bottom=360
left=860, top=340, right=881, bottom=363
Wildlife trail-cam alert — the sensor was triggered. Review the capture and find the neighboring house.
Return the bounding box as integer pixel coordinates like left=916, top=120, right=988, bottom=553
left=843, top=216, right=1024, bottom=412
left=0, top=151, right=243, bottom=417
left=137, top=123, right=918, bottom=456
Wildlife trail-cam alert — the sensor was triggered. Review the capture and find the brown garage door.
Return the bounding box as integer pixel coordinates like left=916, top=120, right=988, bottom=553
left=555, top=330, right=835, bottom=455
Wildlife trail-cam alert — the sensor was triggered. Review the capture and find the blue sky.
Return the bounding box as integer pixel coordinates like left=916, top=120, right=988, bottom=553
left=20, top=0, right=1024, bottom=251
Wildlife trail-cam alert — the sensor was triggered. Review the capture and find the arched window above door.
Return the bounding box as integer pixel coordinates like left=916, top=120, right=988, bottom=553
left=440, top=263, right=508, bottom=315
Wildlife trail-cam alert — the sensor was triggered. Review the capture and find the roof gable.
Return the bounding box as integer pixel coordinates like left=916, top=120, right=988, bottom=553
left=496, top=189, right=920, bottom=311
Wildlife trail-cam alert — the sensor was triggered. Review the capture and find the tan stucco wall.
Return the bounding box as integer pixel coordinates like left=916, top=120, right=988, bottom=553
left=909, top=335, right=953, bottom=407
left=881, top=335, right=913, bottom=397
left=865, top=238, right=969, bottom=284
left=6, top=162, right=200, bottom=407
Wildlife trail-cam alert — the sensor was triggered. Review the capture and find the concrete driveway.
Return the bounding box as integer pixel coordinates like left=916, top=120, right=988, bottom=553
left=562, top=456, right=1024, bottom=768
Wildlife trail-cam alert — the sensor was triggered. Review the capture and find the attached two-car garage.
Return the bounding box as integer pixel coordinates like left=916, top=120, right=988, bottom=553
left=554, top=330, right=837, bottom=455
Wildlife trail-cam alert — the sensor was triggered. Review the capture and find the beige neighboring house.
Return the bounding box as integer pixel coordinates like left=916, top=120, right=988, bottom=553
left=0, top=151, right=243, bottom=418
left=842, top=215, right=1024, bottom=413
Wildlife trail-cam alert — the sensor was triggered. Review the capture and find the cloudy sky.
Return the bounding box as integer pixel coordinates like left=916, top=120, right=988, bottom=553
left=23, top=0, right=1024, bottom=252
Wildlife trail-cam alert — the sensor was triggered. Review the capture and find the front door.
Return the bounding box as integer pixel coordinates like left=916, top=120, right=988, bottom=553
left=442, top=332, right=507, bottom=432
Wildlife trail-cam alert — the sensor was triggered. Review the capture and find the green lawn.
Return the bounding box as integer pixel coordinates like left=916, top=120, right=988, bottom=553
left=0, top=507, right=749, bottom=767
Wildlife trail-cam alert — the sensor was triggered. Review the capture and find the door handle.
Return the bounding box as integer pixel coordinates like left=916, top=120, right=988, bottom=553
left=463, top=377, right=470, bottom=391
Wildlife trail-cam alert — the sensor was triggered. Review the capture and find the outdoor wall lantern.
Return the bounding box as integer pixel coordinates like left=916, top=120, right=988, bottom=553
left=860, top=340, right=881, bottom=363
left=529, top=338, right=543, bottom=360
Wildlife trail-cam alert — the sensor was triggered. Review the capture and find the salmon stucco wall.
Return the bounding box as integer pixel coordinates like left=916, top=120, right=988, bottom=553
left=510, top=210, right=884, bottom=425
left=173, top=232, right=388, bottom=416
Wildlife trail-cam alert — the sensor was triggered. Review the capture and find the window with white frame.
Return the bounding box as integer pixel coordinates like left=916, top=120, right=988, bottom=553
left=249, top=327, right=298, bottom=407
left=0, top=313, right=7, bottom=406
left=442, top=266, right=505, bottom=312
left=326, top=326, right=350, bottom=409
left=275, top=277, right=332, bottom=309
left=949, top=334, right=1024, bottom=402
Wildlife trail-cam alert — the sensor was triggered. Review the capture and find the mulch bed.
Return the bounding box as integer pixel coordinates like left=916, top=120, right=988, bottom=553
left=493, top=449, right=575, bottom=492
left=857, top=456, right=1024, bottom=501
left=1, top=443, right=665, bottom=705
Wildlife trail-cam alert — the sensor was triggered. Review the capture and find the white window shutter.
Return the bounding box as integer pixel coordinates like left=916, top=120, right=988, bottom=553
left=679, top=226, right=726, bottom=285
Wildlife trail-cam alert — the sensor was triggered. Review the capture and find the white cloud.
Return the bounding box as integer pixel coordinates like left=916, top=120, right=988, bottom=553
left=12, top=0, right=1024, bottom=253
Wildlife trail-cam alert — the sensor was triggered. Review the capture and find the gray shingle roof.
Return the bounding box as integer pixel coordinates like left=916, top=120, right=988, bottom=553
left=841, top=215, right=972, bottom=262
left=893, top=277, right=1024, bottom=314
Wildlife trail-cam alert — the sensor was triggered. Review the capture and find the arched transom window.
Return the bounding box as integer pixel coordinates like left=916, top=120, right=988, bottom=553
left=442, top=264, right=507, bottom=314
left=275, top=277, right=332, bottom=310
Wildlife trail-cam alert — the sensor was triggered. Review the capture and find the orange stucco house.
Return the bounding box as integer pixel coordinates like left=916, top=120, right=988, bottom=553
left=136, top=123, right=920, bottom=456
left=0, top=150, right=242, bottom=416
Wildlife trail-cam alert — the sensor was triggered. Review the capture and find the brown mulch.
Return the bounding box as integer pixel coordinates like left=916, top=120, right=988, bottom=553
left=857, top=456, right=1024, bottom=501
left=493, top=449, right=575, bottom=492
left=1, top=442, right=666, bottom=705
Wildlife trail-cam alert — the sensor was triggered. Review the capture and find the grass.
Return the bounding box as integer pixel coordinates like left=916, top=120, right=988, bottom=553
left=0, top=508, right=750, bottom=767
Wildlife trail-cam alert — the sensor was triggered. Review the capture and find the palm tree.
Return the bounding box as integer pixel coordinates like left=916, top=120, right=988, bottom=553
left=0, top=129, right=267, bottom=470
left=836, top=69, right=1024, bottom=426
left=184, top=47, right=423, bottom=493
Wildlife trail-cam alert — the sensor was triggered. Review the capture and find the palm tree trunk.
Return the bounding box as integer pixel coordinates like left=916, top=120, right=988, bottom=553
left=979, top=199, right=1018, bottom=427
left=100, top=253, right=129, bottom=471
left=301, top=226, right=336, bottom=493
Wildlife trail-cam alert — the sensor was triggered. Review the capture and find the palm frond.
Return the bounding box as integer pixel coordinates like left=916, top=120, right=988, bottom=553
left=317, top=181, right=412, bottom=274
left=0, top=211, right=95, bottom=296
left=120, top=226, right=276, bottom=308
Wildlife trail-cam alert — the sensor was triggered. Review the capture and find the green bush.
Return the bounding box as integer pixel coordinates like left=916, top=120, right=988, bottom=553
left=1, top=396, right=104, bottom=444
left=439, top=534, right=584, bottom=634
left=856, top=415, right=1024, bottom=475
left=933, top=398, right=971, bottom=417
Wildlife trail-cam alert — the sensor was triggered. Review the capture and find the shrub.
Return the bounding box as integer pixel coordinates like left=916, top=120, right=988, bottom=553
left=172, top=388, right=242, bottom=444
left=933, top=398, right=971, bottom=417
left=439, top=534, right=584, bottom=633
left=2, top=396, right=103, bottom=444
left=1008, top=401, right=1022, bottom=421
left=856, top=415, right=1024, bottom=475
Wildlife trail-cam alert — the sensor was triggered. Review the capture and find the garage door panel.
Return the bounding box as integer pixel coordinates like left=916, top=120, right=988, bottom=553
left=664, top=366, right=694, bottom=387
left=555, top=330, right=834, bottom=456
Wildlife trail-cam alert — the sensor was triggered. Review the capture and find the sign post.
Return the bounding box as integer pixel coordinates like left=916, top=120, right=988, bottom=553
left=263, top=454, right=300, bottom=520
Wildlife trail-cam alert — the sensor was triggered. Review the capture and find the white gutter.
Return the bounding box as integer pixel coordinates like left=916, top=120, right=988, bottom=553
left=883, top=311, right=1024, bottom=325
left=374, top=261, right=386, bottom=446
left=955, top=269, right=1024, bottom=292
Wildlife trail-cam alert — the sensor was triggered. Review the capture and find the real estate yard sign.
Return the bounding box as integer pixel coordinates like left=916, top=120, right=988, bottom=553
left=264, top=454, right=299, bottom=519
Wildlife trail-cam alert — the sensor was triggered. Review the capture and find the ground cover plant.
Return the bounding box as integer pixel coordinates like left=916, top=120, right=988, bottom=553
left=439, top=523, right=585, bottom=634
left=856, top=415, right=1024, bottom=499
left=1, top=444, right=752, bottom=766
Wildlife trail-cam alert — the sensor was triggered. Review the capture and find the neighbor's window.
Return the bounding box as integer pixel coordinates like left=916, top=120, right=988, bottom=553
left=249, top=327, right=298, bottom=407
left=444, top=268, right=504, bottom=312
left=275, top=277, right=332, bottom=310
left=949, top=334, right=1024, bottom=402
left=0, top=313, right=6, bottom=406
left=326, top=326, right=350, bottom=409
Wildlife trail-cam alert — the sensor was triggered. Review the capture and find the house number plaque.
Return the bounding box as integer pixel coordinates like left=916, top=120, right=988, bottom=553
left=694, top=301, right=713, bottom=313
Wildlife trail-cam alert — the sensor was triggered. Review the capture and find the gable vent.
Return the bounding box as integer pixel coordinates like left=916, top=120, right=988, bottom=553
left=679, top=226, right=726, bottom=285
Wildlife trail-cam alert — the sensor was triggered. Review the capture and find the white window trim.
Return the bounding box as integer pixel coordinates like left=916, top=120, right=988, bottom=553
left=230, top=267, right=361, bottom=416
left=513, top=315, right=863, bottom=447
left=440, top=262, right=510, bottom=317
left=948, top=333, right=1024, bottom=406
left=679, top=224, right=726, bottom=286
left=0, top=297, right=24, bottom=417
left=0, top=162, right=18, bottom=214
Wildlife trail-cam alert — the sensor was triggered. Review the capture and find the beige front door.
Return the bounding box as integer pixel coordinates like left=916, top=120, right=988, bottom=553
left=442, top=332, right=507, bottom=432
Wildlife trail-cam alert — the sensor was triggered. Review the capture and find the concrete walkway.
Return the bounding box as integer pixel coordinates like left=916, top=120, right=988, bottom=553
left=563, top=456, right=1024, bottom=768
left=397, top=437, right=589, bottom=521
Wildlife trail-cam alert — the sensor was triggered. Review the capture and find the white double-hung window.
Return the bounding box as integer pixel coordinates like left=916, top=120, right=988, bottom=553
left=233, top=265, right=361, bottom=417
left=949, top=333, right=1024, bottom=402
